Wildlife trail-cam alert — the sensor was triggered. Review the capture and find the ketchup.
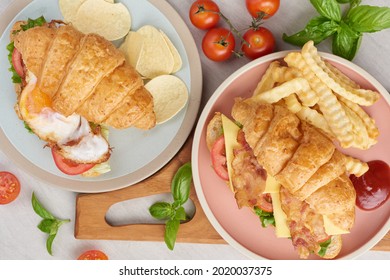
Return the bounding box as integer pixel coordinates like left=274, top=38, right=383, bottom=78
left=350, top=160, right=390, bottom=211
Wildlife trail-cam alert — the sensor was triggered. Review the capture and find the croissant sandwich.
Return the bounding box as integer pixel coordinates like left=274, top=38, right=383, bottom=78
left=8, top=18, right=156, bottom=175
left=206, top=99, right=357, bottom=259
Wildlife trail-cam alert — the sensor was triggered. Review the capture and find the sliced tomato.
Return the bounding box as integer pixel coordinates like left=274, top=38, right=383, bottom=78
left=0, top=171, right=21, bottom=204
left=317, top=234, right=331, bottom=244
left=77, top=250, right=108, bottom=260
left=51, top=147, right=95, bottom=175
left=259, top=193, right=273, bottom=212
left=12, top=48, right=25, bottom=78
left=211, top=135, right=229, bottom=181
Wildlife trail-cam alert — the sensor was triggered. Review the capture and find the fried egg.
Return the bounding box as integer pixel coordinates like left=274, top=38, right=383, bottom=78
left=18, top=72, right=110, bottom=164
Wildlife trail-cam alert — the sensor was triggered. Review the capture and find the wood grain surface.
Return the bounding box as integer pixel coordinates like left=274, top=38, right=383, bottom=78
left=75, top=136, right=389, bottom=251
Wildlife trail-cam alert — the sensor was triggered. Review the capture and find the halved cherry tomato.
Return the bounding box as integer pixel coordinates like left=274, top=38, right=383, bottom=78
left=245, top=0, right=280, bottom=19
left=0, top=171, right=21, bottom=205
left=77, top=250, right=108, bottom=260
left=202, top=27, right=236, bottom=62
left=12, top=48, right=25, bottom=78
left=189, top=0, right=220, bottom=30
left=259, top=193, right=273, bottom=212
left=211, top=135, right=229, bottom=181
left=241, top=27, right=275, bottom=60
left=51, top=147, right=95, bottom=175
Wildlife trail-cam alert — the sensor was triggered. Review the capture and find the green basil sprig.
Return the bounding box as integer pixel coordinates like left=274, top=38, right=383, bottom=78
left=283, top=0, right=390, bottom=60
left=32, top=192, right=70, bottom=256
left=149, top=162, right=192, bottom=250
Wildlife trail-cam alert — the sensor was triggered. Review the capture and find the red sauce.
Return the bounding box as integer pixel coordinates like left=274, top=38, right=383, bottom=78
left=350, top=160, right=390, bottom=211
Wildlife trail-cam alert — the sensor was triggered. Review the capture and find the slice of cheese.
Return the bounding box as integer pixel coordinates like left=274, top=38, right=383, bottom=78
left=323, top=215, right=350, bottom=235
left=221, top=114, right=240, bottom=193
left=267, top=176, right=291, bottom=238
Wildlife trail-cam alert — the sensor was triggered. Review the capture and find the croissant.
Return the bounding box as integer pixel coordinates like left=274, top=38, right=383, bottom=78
left=13, top=23, right=155, bottom=130
left=230, top=98, right=356, bottom=259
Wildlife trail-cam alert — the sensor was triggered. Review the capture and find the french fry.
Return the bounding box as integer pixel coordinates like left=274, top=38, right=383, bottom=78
left=324, top=61, right=360, bottom=89
left=284, top=51, right=355, bottom=148
left=296, top=106, right=333, bottom=137
left=302, top=41, right=379, bottom=106
left=284, top=93, right=302, bottom=113
left=253, top=61, right=280, bottom=95
left=341, top=102, right=370, bottom=150
left=345, top=156, right=369, bottom=177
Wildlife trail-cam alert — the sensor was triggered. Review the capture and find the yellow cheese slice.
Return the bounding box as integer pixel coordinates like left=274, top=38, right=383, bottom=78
left=264, top=175, right=280, bottom=194
left=323, top=215, right=350, bottom=235
left=268, top=176, right=291, bottom=238
left=221, top=114, right=240, bottom=193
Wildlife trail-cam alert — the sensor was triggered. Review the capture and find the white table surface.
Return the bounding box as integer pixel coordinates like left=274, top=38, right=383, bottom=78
left=0, top=0, right=389, bottom=260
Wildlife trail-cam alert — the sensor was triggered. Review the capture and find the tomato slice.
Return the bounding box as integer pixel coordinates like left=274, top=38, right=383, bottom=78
left=211, top=135, right=229, bottom=181
left=0, top=171, right=21, bottom=204
left=77, top=250, right=108, bottom=260
left=12, top=48, right=25, bottom=78
left=259, top=193, right=273, bottom=212
left=51, top=147, right=95, bottom=175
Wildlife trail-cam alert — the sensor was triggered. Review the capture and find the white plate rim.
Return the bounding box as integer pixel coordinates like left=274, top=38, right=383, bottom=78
left=192, top=50, right=390, bottom=260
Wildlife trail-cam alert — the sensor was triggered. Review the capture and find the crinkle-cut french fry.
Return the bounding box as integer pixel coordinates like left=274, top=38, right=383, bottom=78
left=341, top=102, right=370, bottom=150
left=252, top=77, right=314, bottom=106
left=338, top=95, right=379, bottom=144
left=325, top=61, right=360, bottom=89
left=284, top=51, right=354, bottom=148
left=284, top=94, right=302, bottom=113
left=296, top=106, right=333, bottom=137
left=302, top=41, right=379, bottom=106
left=345, top=156, right=369, bottom=177
left=253, top=61, right=280, bottom=96
left=273, top=65, right=301, bottom=82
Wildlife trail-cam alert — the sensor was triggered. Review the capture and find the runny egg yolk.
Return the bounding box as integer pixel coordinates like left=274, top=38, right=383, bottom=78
left=25, top=86, right=52, bottom=115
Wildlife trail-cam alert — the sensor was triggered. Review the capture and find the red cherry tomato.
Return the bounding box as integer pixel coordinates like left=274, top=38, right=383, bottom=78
left=77, top=250, right=108, bottom=260
left=12, top=48, right=25, bottom=78
left=245, top=0, right=280, bottom=19
left=241, top=27, right=275, bottom=60
left=0, top=171, right=21, bottom=205
left=189, top=0, right=220, bottom=30
left=202, top=27, right=236, bottom=62
left=211, top=135, right=229, bottom=181
left=51, top=147, right=95, bottom=175
left=259, top=193, right=273, bottom=212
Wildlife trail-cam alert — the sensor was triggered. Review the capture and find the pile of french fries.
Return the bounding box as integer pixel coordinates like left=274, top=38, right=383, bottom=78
left=251, top=40, right=379, bottom=177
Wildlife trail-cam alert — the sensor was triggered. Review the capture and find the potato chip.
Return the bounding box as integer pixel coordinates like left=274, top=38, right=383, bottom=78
left=59, top=0, right=85, bottom=23
left=135, top=25, right=174, bottom=79
left=302, top=41, right=379, bottom=106
left=159, top=30, right=182, bottom=73
left=145, top=75, right=188, bottom=124
left=73, top=0, right=131, bottom=41
left=119, top=31, right=144, bottom=69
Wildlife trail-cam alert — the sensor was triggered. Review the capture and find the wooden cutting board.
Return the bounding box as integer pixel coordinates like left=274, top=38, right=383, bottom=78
left=75, top=135, right=390, bottom=251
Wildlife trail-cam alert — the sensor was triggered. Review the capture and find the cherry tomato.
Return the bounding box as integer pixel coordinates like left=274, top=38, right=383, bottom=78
left=241, top=27, right=275, bottom=60
left=259, top=193, right=273, bottom=212
left=51, top=147, right=95, bottom=175
left=245, top=0, right=280, bottom=19
left=0, top=171, right=21, bottom=205
left=12, top=48, right=25, bottom=78
left=77, top=250, right=108, bottom=260
left=189, top=0, right=220, bottom=30
left=202, top=27, right=235, bottom=62
left=211, top=135, right=229, bottom=181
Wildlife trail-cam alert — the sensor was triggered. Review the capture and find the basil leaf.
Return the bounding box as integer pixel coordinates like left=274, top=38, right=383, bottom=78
left=346, top=5, right=390, bottom=33
left=336, top=0, right=351, bottom=3
left=310, top=0, right=342, bottom=22
left=171, top=162, right=192, bottom=206
left=46, top=234, right=56, bottom=256
left=37, top=219, right=56, bottom=234
left=283, top=16, right=339, bottom=46
left=317, top=237, right=332, bottom=257
left=164, top=219, right=180, bottom=250
left=149, top=202, right=173, bottom=220
left=254, top=207, right=275, bottom=228
left=32, top=192, right=55, bottom=220
left=332, top=22, right=362, bottom=60
left=174, top=206, right=187, bottom=221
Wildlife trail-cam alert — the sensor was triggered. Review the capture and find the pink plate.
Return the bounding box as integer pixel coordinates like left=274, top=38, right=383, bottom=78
left=192, top=51, right=390, bottom=260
